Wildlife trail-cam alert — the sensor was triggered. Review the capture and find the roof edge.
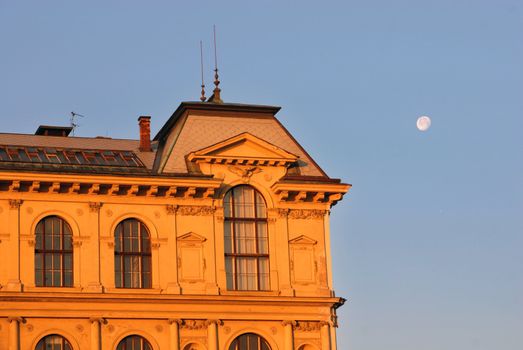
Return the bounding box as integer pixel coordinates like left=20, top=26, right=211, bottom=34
left=154, top=101, right=281, bottom=141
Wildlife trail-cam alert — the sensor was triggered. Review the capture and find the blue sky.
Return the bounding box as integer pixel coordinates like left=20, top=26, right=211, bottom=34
left=1, top=1, right=522, bottom=349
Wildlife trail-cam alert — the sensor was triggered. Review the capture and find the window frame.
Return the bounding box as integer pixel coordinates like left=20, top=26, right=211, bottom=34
left=114, top=218, right=152, bottom=289
left=34, top=216, right=74, bottom=287
left=35, top=334, right=73, bottom=350
left=228, top=333, right=272, bottom=350
left=224, top=185, right=270, bottom=291
left=116, top=335, right=153, bottom=350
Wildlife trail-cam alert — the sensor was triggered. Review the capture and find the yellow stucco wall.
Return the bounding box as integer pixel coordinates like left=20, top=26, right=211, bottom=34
left=0, top=132, right=348, bottom=350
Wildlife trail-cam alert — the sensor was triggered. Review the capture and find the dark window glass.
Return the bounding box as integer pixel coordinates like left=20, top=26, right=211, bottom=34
left=116, top=335, right=152, bottom=350
left=224, top=185, right=269, bottom=291
left=35, top=334, right=72, bottom=350
left=34, top=216, right=73, bottom=287
left=228, top=333, right=271, bottom=350
left=114, top=219, right=152, bottom=288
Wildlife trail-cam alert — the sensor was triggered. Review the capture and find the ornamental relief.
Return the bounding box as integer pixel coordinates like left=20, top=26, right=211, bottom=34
left=295, top=321, right=327, bottom=332
left=268, top=208, right=328, bottom=219
left=288, top=209, right=327, bottom=220
left=180, top=320, right=207, bottom=330
left=177, top=205, right=216, bottom=216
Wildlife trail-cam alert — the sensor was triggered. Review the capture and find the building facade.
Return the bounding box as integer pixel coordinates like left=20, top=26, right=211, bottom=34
left=0, top=100, right=350, bottom=350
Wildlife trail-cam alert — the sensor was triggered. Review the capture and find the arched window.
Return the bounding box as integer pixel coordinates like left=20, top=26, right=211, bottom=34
left=116, top=335, right=152, bottom=350
left=114, top=218, right=152, bottom=288
left=35, top=334, right=72, bottom=350
left=228, top=333, right=271, bottom=350
left=224, top=185, right=269, bottom=291
left=35, top=216, right=73, bottom=287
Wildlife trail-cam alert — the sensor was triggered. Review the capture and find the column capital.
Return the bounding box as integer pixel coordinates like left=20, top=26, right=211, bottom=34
left=89, top=317, right=107, bottom=324
left=168, top=318, right=183, bottom=325
left=88, top=202, right=103, bottom=213
left=7, top=316, right=25, bottom=324
left=8, top=199, right=23, bottom=210
left=281, top=320, right=297, bottom=327
left=205, top=319, right=223, bottom=326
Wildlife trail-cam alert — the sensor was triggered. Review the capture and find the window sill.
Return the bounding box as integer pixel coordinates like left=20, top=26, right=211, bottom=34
left=24, top=286, right=83, bottom=293
left=104, top=287, right=162, bottom=294
left=220, top=290, right=279, bottom=297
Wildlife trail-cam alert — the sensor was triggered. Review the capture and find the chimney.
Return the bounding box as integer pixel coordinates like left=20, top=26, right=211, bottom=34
left=138, top=116, right=152, bottom=152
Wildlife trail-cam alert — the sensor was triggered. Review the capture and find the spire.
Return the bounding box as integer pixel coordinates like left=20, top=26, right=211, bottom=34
left=199, top=40, right=206, bottom=102
left=209, top=24, right=223, bottom=103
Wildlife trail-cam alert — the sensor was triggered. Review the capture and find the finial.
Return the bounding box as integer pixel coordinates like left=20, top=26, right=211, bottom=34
left=211, top=24, right=223, bottom=103
left=199, top=40, right=206, bottom=102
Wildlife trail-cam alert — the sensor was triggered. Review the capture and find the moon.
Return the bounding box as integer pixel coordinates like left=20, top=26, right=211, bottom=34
left=416, top=116, right=431, bottom=131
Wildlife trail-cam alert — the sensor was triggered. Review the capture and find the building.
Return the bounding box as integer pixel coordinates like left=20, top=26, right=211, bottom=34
left=0, top=93, right=350, bottom=350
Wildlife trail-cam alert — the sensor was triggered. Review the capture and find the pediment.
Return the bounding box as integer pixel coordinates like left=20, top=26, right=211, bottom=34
left=187, top=132, right=298, bottom=166
left=289, top=235, right=317, bottom=245
left=177, top=232, right=207, bottom=243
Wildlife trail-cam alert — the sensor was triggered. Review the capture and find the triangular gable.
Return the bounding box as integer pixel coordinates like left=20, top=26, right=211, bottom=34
left=187, top=132, right=298, bottom=167
left=289, top=235, right=317, bottom=245
left=177, top=232, right=207, bottom=243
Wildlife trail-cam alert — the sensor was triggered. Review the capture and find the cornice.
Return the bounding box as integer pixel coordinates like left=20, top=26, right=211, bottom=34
left=0, top=172, right=221, bottom=199
left=0, top=292, right=344, bottom=308
left=271, top=181, right=350, bottom=206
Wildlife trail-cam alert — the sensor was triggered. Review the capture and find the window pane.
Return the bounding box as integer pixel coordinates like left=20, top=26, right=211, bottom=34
left=64, top=254, right=72, bottom=269
left=64, top=272, right=73, bottom=286
left=225, top=257, right=234, bottom=290
left=255, top=192, right=267, bottom=218
left=224, top=222, right=233, bottom=254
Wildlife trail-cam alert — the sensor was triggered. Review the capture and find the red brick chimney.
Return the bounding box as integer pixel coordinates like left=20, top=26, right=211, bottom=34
left=138, top=116, right=152, bottom=152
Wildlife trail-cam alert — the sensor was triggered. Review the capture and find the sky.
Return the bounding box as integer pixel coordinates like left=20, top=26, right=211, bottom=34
left=1, top=1, right=522, bottom=349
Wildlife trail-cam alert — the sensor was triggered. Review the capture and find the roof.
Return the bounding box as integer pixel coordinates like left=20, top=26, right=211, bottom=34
left=0, top=101, right=332, bottom=180
left=154, top=102, right=281, bottom=142
left=0, top=133, right=157, bottom=174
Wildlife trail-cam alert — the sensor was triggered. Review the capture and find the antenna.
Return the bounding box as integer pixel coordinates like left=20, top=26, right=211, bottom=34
left=70, top=111, right=85, bottom=136
left=211, top=24, right=223, bottom=103
left=200, top=40, right=206, bottom=102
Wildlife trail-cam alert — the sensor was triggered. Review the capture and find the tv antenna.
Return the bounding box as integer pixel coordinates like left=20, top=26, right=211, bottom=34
left=70, top=111, right=85, bottom=136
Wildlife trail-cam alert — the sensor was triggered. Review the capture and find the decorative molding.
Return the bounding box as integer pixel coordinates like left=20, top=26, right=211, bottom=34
left=0, top=177, right=221, bottom=199
left=88, top=202, right=103, bottom=212
left=146, top=186, right=158, bottom=197
left=269, top=208, right=289, bottom=218
left=187, top=132, right=298, bottom=167
left=69, top=182, right=80, bottom=194
left=271, top=182, right=350, bottom=206
left=8, top=199, right=23, bottom=209
left=177, top=232, right=207, bottom=243
left=281, top=320, right=297, bottom=328
left=7, top=316, right=25, bottom=323
left=108, top=184, right=119, bottom=196
left=204, top=319, right=223, bottom=326
left=295, top=321, right=323, bottom=332
left=50, top=182, right=60, bottom=193
left=89, top=317, right=107, bottom=325
left=168, top=319, right=183, bottom=325
left=166, top=204, right=178, bottom=215
left=180, top=319, right=207, bottom=330
left=29, top=181, right=40, bottom=193
left=288, top=209, right=327, bottom=220
left=228, top=165, right=262, bottom=182
left=289, top=235, right=318, bottom=245
left=8, top=181, right=20, bottom=192
left=177, top=205, right=216, bottom=216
